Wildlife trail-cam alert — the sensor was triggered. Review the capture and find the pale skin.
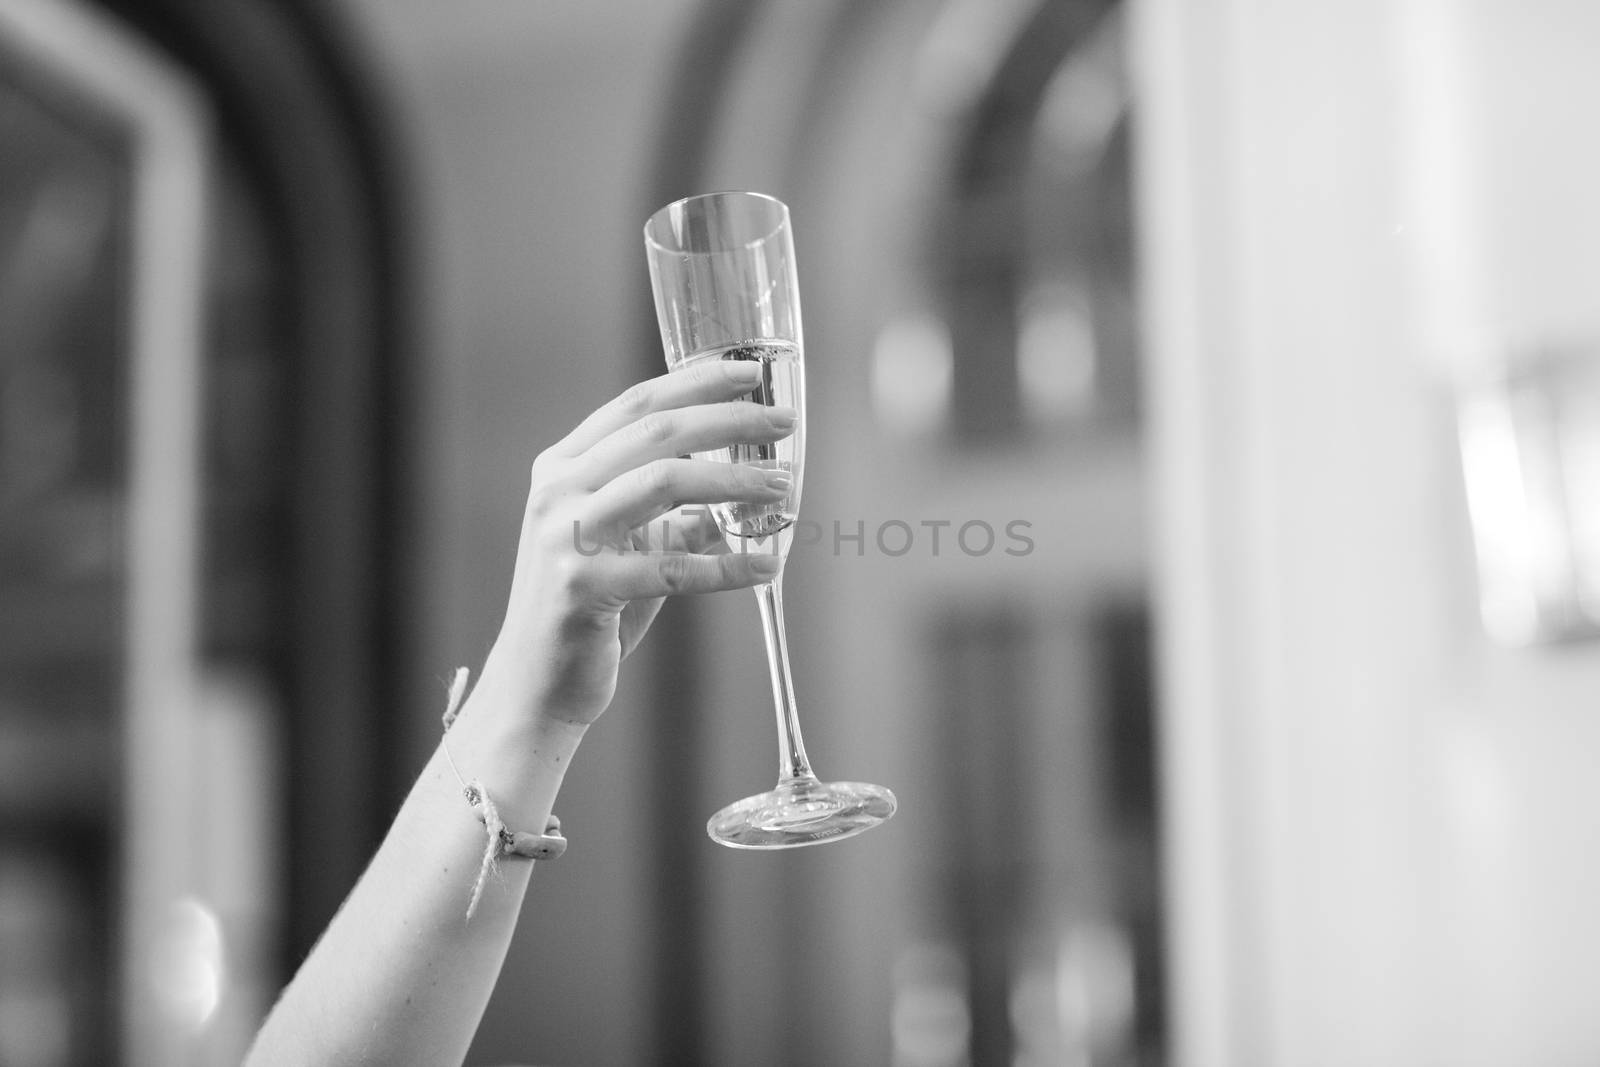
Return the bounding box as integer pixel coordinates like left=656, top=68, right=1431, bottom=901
left=243, top=358, right=794, bottom=1066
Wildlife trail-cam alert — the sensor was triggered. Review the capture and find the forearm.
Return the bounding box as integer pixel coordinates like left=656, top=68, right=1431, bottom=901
left=245, top=363, right=789, bottom=1064
left=244, top=653, right=587, bottom=1067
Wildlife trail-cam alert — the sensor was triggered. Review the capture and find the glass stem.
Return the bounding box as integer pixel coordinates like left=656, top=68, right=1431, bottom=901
left=754, top=576, right=815, bottom=785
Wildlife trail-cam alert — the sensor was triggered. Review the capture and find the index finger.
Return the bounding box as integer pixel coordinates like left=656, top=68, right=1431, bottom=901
left=550, top=359, right=763, bottom=458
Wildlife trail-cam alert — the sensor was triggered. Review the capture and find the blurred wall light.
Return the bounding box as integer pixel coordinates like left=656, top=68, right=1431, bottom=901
left=1018, top=278, right=1098, bottom=426
left=891, top=941, right=971, bottom=1067
left=1456, top=347, right=1600, bottom=644
left=1034, top=6, right=1126, bottom=179
left=872, top=311, right=954, bottom=436
left=1398, top=0, right=1600, bottom=645
left=149, top=897, right=224, bottom=1032
left=1441, top=726, right=1513, bottom=865
left=911, top=0, right=1037, bottom=117
left=1055, top=921, right=1136, bottom=1063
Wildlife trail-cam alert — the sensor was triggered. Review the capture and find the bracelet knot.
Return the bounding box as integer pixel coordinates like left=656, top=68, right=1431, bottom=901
left=441, top=668, right=567, bottom=920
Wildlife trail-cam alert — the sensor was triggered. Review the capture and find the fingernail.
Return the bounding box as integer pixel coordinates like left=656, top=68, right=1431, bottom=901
left=726, top=360, right=762, bottom=379
left=762, top=469, right=793, bottom=492
left=768, top=406, right=798, bottom=428
left=750, top=554, right=782, bottom=575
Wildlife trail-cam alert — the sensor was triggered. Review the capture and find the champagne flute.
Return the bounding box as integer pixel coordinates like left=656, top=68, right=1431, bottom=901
left=644, top=191, right=897, bottom=848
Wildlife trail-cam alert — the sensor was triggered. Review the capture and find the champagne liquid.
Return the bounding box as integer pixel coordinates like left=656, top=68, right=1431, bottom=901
left=678, top=341, right=803, bottom=539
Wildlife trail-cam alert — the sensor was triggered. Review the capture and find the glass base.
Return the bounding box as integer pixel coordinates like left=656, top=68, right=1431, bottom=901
left=706, top=776, right=897, bottom=849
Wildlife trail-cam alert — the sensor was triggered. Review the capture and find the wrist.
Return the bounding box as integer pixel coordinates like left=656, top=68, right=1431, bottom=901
left=455, top=672, right=589, bottom=767
left=482, top=619, right=615, bottom=728
left=444, top=660, right=589, bottom=829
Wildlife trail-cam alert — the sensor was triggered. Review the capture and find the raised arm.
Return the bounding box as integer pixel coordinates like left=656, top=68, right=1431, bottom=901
left=244, top=359, right=793, bottom=1066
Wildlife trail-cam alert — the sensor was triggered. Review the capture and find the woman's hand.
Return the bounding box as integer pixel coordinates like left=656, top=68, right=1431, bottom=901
left=485, top=358, right=794, bottom=728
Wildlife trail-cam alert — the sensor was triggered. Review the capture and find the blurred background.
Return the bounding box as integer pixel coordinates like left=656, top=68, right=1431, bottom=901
left=4, top=0, right=1600, bottom=1065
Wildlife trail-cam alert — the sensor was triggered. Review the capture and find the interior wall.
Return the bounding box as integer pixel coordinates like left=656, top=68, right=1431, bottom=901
left=1136, top=0, right=1600, bottom=1064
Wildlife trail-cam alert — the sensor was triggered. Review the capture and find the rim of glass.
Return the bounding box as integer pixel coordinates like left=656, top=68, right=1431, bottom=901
left=643, top=190, right=790, bottom=255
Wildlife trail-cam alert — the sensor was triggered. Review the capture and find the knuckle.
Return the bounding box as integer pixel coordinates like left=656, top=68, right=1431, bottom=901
left=633, top=458, right=675, bottom=500
left=656, top=554, right=693, bottom=595
left=527, top=450, right=569, bottom=517
left=535, top=510, right=581, bottom=555
left=529, top=448, right=557, bottom=484
left=631, top=412, right=675, bottom=447
left=616, top=381, right=653, bottom=418
left=552, top=551, right=593, bottom=599
left=743, top=403, right=775, bottom=432
left=525, top=479, right=561, bottom=521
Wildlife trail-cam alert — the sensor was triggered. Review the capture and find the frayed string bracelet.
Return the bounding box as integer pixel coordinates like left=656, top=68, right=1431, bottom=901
left=440, top=667, right=566, bottom=920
